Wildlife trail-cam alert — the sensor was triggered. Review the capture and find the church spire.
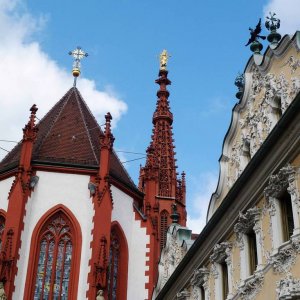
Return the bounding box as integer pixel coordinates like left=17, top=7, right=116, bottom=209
left=140, top=50, right=186, bottom=202
left=139, top=51, right=187, bottom=299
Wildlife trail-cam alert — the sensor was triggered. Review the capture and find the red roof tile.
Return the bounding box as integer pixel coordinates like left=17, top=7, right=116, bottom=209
left=0, top=88, right=137, bottom=191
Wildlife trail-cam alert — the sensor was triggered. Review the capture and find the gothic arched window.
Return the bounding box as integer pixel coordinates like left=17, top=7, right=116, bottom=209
left=24, top=206, right=81, bottom=300
left=160, top=210, right=169, bottom=250
left=107, top=223, right=128, bottom=300
left=0, top=214, right=5, bottom=251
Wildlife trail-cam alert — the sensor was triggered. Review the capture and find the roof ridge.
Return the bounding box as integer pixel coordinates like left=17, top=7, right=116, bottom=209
left=111, top=148, right=137, bottom=187
left=34, top=88, right=74, bottom=155
left=74, top=89, right=136, bottom=187
left=74, top=88, right=104, bottom=134
left=73, top=88, right=99, bottom=164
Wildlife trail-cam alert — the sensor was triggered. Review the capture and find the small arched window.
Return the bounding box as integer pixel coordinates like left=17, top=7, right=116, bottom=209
left=160, top=211, right=169, bottom=250
left=0, top=214, right=5, bottom=251
left=107, top=223, right=128, bottom=300
left=24, top=206, right=81, bottom=300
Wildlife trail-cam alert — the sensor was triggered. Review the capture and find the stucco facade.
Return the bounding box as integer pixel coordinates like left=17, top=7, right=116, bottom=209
left=155, top=30, right=300, bottom=300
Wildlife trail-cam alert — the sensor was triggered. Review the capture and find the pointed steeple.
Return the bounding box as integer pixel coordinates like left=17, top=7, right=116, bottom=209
left=140, top=50, right=186, bottom=204
left=139, top=52, right=187, bottom=299
left=141, top=60, right=179, bottom=198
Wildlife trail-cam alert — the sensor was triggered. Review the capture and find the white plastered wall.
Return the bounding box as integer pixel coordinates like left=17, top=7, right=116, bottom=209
left=0, top=176, right=14, bottom=212
left=111, top=185, right=149, bottom=300
left=13, top=171, right=94, bottom=300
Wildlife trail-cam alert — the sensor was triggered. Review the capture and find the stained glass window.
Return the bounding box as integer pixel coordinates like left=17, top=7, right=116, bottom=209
left=107, top=229, right=120, bottom=300
left=33, top=213, right=73, bottom=300
left=0, top=215, right=5, bottom=251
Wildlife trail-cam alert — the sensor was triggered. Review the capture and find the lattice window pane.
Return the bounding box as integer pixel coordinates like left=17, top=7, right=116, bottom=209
left=33, top=213, right=73, bottom=300
left=0, top=215, right=5, bottom=251
left=108, top=230, right=120, bottom=300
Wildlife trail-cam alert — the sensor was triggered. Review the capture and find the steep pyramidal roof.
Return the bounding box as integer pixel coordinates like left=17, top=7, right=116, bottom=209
left=0, top=87, right=137, bottom=190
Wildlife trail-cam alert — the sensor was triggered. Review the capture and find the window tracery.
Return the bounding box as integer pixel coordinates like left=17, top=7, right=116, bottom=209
left=107, top=229, right=120, bottom=300
left=33, top=213, right=73, bottom=300
left=107, top=224, right=128, bottom=300
left=0, top=215, right=5, bottom=251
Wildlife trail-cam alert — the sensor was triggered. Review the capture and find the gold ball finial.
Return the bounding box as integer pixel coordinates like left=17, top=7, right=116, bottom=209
left=68, top=46, right=88, bottom=86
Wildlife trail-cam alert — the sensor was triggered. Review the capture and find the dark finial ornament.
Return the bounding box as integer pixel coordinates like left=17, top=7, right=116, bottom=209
left=170, top=203, right=179, bottom=223
left=245, top=18, right=266, bottom=54
left=265, top=12, right=281, bottom=48
left=234, top=73, right=245, bottom=100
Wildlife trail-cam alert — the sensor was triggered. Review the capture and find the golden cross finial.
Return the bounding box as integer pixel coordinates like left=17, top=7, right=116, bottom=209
left=159, top=49, right=171, bottom=71
left=68, top=46, right=88, bottom=87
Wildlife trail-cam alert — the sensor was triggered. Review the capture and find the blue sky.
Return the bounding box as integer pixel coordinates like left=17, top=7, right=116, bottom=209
left=0, top=0, right=299, bottom=232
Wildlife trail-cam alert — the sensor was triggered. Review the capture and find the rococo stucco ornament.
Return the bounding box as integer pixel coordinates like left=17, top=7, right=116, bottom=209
left=234, top=207, right=262, bottom=249
left=264, top=164, right=295, bottom=200
left=190, top=267, right=210, bottom=300
left=176, top=289, right=190, bottom=300
left=269, top=237, right=300, bottom=274
left=238, top=271, right=264, bottom=300
left=276, top=273, right=300, bottom=299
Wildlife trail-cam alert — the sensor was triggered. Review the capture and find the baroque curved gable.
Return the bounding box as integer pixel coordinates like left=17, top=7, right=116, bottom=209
left=207, top=32, right=300, bottom=220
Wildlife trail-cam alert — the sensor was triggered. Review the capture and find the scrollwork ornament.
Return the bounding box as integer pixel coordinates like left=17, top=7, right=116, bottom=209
left=276, top=273, right=300, bottom=299
left=238, top=271, right=264, bottom=300
left=271, top=243, right=297, bottom=274
left=176, top=289, right=190, bottom=300
left=286, top=55, right=300, bottom=74
left=290, top=77, right=300, bottom=99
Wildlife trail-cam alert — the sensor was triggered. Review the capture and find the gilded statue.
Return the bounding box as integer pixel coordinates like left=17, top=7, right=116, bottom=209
left=159, top=49, right=170, bottom=70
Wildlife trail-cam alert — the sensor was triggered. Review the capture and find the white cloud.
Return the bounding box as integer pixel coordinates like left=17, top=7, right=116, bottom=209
left=0, top=0, right=127, bottom=159
left=263, top=0, right=300, bottom=34
left=187, top=172, right=217, bottom=234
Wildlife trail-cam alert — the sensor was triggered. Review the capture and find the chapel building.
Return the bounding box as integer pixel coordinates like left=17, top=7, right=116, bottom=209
left=0, top=50, right=186, bottom=299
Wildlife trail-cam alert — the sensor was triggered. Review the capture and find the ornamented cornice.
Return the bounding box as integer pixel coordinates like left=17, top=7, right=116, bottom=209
left=238, top=271, right=264, bottom=300
left=234, top=207, right=262, bottom=248
left=210, top=242, right=232, bottom=264
left=176, top=289, right=190, bottom=300
left=269, top=236, right=300, bottom=274
left=276, top=273, right=300, bottom=299
left=264, top=164, right=296, bottom=199
left=190, top=267, right=210, bottom=288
